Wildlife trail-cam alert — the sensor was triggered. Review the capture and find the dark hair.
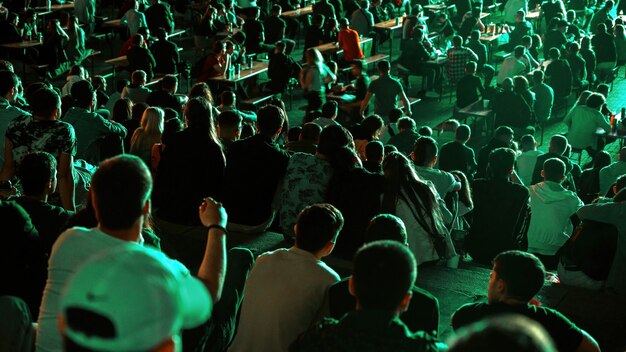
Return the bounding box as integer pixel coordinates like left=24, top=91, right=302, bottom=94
left=514, top=45, right=525, bottom=58
left=542, top=158, right=566, bottom=182
left=455, top=124, right=471, bottom=141
left=377, top=60, right=391, bottom=72
left=163, top=107, right=178, bottom=121
left=301, top=122, right=322, bottom=142
left=317, top=125, right=354, bottom=156
left=257, top=104, right=285, bottom=136
left=465, top=60, right=477, bottom=73
left=220, top=90, right=235, bottom=106
left=68, top=65, right=83, bottom=76
left=520, top=134, right=536, bottom=150
left=388, top=108, right=403, bottom=123
left=287, top=126, right=302, bottom=142
left=585, top=93, right=605, bottom=109
left=470, top=30, right=481, bottom=40
left=365, top=214, right=408, bottom=244
left=71, top=80, right=94, bottom=108
left=111, top=98, right=132, bottom=123
left=295, top=203, right=344, bottom=253
left=532, top=70, right=544, bottom=83
left=30, top=88, right=60, bottom=118
left=397, top=117, right=416, bottom=131
left=495, top=126, right=514, bottom=141
left=184, top=97, right=219, bottom=143
left=452, top=35, right=463, bottom=47
left=162, top=118, right=183, bottom=144
left=132, top=102, right=148, bottom=121
left=90, top=155, right=153, bottom=230
left=155, top=27, right=167, bottom=40
left=161, top=75, right=177, bottom=91
left=365, top=140, right=384, bottom=161
left=350, top=59, right=365, bottom=71
left=493, top=250, right=545, bottom=301
left=352, top=240, right=417, bottom=310
left=549, top=135, right=568, bottom=155
left=0, top=70, right=19, bottom=96
left=116, top=79, right=130, bottom=93
left=218, top=110, right=242, bottom=130
left=593, top=150, right=611, bottom=169
left=321, top=101, right=338, bottom=118
left=488, top=148, right=516, bottom=178
left=17, top=152, right=57, bottom=196
left=412, top=136, right=438, bottom=166
left=418, top=126, right=433, bottom=136
left=361, top=114, right=384, bottom=138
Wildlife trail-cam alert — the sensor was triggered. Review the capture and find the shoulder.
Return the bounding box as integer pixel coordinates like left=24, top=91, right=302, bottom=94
left=452, top=302, right=488, bottom=329
left=289, top=317, right=341, bottom=351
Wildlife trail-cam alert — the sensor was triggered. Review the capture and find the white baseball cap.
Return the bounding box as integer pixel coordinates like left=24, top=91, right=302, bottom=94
left=60, top=245, right=212, bottom=351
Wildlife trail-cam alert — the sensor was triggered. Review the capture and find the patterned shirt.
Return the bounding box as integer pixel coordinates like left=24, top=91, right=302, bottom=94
left=6, top=115, right=76, bottom=167
left=446, top=46, right=478, bottom=83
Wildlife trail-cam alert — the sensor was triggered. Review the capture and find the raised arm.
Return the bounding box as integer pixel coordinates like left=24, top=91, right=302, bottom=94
left=197, top=197, right=228, bottom=302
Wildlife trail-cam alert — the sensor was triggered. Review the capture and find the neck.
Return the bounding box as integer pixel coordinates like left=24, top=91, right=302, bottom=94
left=98, top=219, right=142, bottom=243
left=499, top=296, right=529, bottom=305
left=24, top=193, right=48, bottom=202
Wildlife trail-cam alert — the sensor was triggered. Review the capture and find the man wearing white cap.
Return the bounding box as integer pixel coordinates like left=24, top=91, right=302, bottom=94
left=36, top=155, right=229, bottom=352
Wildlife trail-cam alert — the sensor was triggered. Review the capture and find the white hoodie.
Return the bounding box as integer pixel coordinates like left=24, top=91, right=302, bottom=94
left=527, top=181, right=584, bottom=255
left=61, top=75, right=84, bottom=97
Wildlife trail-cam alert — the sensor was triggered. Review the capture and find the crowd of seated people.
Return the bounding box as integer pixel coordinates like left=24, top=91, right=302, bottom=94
left=2, top=0, right=626, bottom=350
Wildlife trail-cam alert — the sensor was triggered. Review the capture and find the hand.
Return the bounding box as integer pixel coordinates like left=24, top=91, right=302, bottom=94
left=199, top=197, right=228, bottom=228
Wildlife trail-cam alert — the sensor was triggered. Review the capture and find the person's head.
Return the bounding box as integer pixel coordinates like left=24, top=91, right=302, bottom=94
left=132, top=33, right=144, bottom=47
left=488, top=250, right=545, bottom=303
left=513, top=45, right=526, bottom=59
left=376, top=60, right=391, bottom=75
left=469, top=29, right=481, bottom=42
left=257, top=104, right=285, bottom=138
left=520, top=134, right=537, bottom=152
left=548, top=47, right=560, bottom=60
left=465, top=61, right=477, bottom=75
left=365, top=140, right=384, bottom=163
left=513, top=75, right=529, bottom=93
left=271, top=4, right=282, bottom=16
left=112, top=98, right=133, bottom=123
left=418, top=126, right=432, bottom=136
left=448, top=315, right=557, bottom=352
left=494, top=126, right=514, bottom=145
left=361, top=114, right=384, bottom=139
left=585, top=93, right=605, bottom=111
left=300, top=122, right=322, bottom=143
left=132, top=102, right=148, bottom=121
left=287, top=126, right=301, bottom=142
left=452, top=35, right=463, bottom=48
left=339, top=17, right=349, bottom=29
left=17, top=152, right=57, bottom=197
left=548, top=135, right=568, bottom=155
left=294, top=203, right=344, bottom=256
left=317, top=125, right=354, bottom=156
left=274, top=41, right=286, bottom=55
left=455, top=124, right=471, bottom=143
left=141, top=107, right=165, bottom=134
left=350, top=240, right=416, bottom=313
left=59, top=245, right=212, bottom=352
left=71, top=80, right=96, bottom=110
left=388, top=108, right=403, bottom=124
left=90, top=155, right=152, bottom=232
left=593, top=150, right=611, bottom=169
left=161, top=75, right=178, bottom=94
left=595, top=83, right=610, bottom=99
left=568, top=42, right=580, bottom=56
left=501, top=77, right=514, bottom=91
left=596, top=23, right=607, bottom=35
left=487, top=147, right=516, bottom=178
left=412, top=136, right=438, bottom=167
left=305, top=48, right=323, bottom=65
left=397, top=117, right=416, bottom=133
left=68, top=65, right=85, bottom=78
left=188, top=82, right=215, bottom=104
left=0, top=60, right=14, bottom=72
left=614, top=24, right=625, bottom=38
left=515, top=9, right=526, bottom=22
left=312, top=13, right=325, bottom=27
left=31, top=88, right=61, bottom=120
left=532, top=70, right=544, bottom=85
left=360, top=0, right=370, bottom=10
left=92, top=75, right=106, bottom=92
left=350, top=59, right=365, bottom=77
left=217, top=110, right=242, bottom=141
left=581, top=36, right=592, bottom=50
left=0, top=70, right=20, bottom=101
left=321, top=101, right=338, bottom=119
left=606, top=0, right=615, bottom=10
left=521, top=35, right=533, bottom=49
left=364, top=214, right=408, bottom=245
left=184, top=97, right=218, bottom=141
left=131, top=70, right=147, bottom=85
left=556, top=19, right=568, bottom=32
left=541, top=158, right=566, bottom=183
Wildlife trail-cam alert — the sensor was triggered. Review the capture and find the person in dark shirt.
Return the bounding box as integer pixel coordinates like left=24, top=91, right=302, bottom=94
left=542, top=19, right=568, bottom=59
left=565, top=10, right=584, bottom=41
left=540, top=0, right=566, bottom=28
left=466, top=30, right=488, bottom=70
left=456, top=61, right=483, bottom=109
left=0, top=12, right=22, bottom=44
left=580, top=37, right=597, bottom=84
left=343, top=0, right=361, bottom=21
left=566, top=41, right=588, bottom=89
left=458, top=7, right=483, bottom=39
left=592, top=23, right=617, bottom=81
left=313, top=0, right=336, bottom=21
left=507, top=10, right=533, bottom=51
left=452, top=250, right=600, bottom=352
left=327, top=214, right=440, bottom=336
left=304, top=14, right=326, bottom=58
left=14, top=152, right=73, bottom=256
left=492, top=77, right=532, bottom=129
left=242, top=7, right=266, bottom=54
left=530, top=134, right=574, bottom=186
left=265, top=5, right=288, bottom=45
left=466, top=148, right=530, bottom=265
left=127, top=33, right=157, bottom=81
left=577, top=150, right=611, bottom=203
left=222, top=104, right=290, bottom=230
left=545, top=47, right=573, bottom=100
left=388, top=117, right=420, bottom=157
left=145, top=0, right=174, bottom=33
left=291, top=240, right=439, bottom=352
left=267, top=41, right=301, bottom=93
left=398, top=28, right=441, bottom=96
left=438, top=124, right=477, bottom=178
left=150, top=27, right=179, bottom=74
left=146, top=74, right=183, bottom=114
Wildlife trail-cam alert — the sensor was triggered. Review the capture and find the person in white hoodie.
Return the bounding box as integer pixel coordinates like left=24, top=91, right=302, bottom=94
left=60, top=65, right=86, bottom=97
left=527, top=158, right=583, bottom=269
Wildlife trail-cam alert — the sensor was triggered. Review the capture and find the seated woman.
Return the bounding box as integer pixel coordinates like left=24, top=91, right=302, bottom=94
left=38, top=19, right=70, bottom=73
left=198, top=41, right=230, bottom=83
left=130, top=107, right=164, bottom=166
left=65, top=15, right=89, bottom=64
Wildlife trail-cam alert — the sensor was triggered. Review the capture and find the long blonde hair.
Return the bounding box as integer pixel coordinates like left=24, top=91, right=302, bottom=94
left=130, top=107, right=164, bottom=161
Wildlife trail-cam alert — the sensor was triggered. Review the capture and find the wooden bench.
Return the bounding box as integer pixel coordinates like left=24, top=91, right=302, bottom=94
left=239, top=93, right=277, bottom=111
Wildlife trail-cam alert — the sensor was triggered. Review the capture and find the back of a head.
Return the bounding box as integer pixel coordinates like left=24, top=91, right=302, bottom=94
left=520, top=134, right=536, bottom=151
left=184, top=97, right=213, bottom=131
left=488, top=148, right=516, bottom=178
left=31, top=88, right=60, bottom=118
left=161, top=75, right=177, bottom=91
left=60, top=245, right=212, bottom=352
left=17, top=152, right=56, bottom=197
left=220, top=90, right=236, bottom=106
left=494, top=250, right=545, bottom=301
left=155, top=27, right=167, bottom=41
left=162, top=118, right=183, bottom=145
left=449, top=315, right=557, bottom=352
left=412, top=136, right=438, bottom=166
left=585, top=93, right=605, bottom=110
left=132, top=102, right=148, bottom=121
left=362, top=114, right=384, bottom=136
left=301, top=122, right=322, bottom=142
left=377, top=60, right=391, bottom=73
left=132, top=33, right=144, bottom=46
left=514, top=45, right=525, bottom=58
left=131, top=70, right=147, bottom=84
left=317, top=125, right=354, bottom=156
left=452, top=35, right=463, bottom=47
left=495, top=126, right=514, bottom=142
left=90, top=155, right=152, bottom=230
left=339, top=17, right=349, bottom=28
left=465, top=60, right=477, bottom=74
left=502, top=77, right=514, bottom=91
left=364, top=214, right=408, bottom=244
left=593, top=150, right=611, bottom=169
left=295, top=203, right=344, bottom=253
left=321, top=101, right=338, bottom=119
left=596, top=83, right=610, bottom=98
left=388, top=108, right=403, bottom=124
left=549, top=135, right=568, bottom=155
left=542, top=158, right=566, bottom=182
left=257, top=104, right=285, bottom=136
left=68, top=65, right=83, bottom=77
left=352, top=240, right=417, bottom=311
left=418, top=126, right=433, bottom=136
left=217, top=110, right=242, bottom=130
left=287, top=126, right=302, bottom=142
left=397, top=117, right=416, bottom=132
left=532, top=70, right=544, bottom=84
left=455, top=124, right=471, bottom=141
left=549, top=47, right=560, bottom=60
left=71, top=80, right=94, bottom=108
left=365, top=140, right=384, bottom=161
left=470, top=29, right=480, bottom=40
left=0, top=70, right=19, bottom=97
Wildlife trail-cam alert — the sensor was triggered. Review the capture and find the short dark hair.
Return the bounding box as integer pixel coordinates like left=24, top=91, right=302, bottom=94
left=352, top=240, right=417, bottom=310
left=71, top=80, right=94, bottom=108
left=362, top=114, right=384, bottom=136
left=452, top=35, right=463, bottom=47
left=295, top=203, right=344, bottom=253
left=397, top=117, right=416, bottom=131
left=217, top=110, right=242, bottom=129
left=514, top=45, right=525, bottom=58
left=585, top=93, right=605, bottom=109
left=418, top=126, right=432, bottom=136
left=377, top=60, right=391, bottom=72
left=412, top=136, right=438, bottom=166
left=465, top=60, right=477, bottom=73
left=455, top=124, right=471, bottom=141
left=388, top=108, right=403, bottom=123
left=0, top=70, right=19, bottom=96
left=17, top=152, right=56, bottom=196
left=220, top=90, right=235, bottom=106
left=350, top=59, right=365, bottom=71
left=161, top=75, right=177, bottom=91
left=317, top=125, right=354, bottom=156
left=532, top=70, right=544, bottom=83
left=301, top=122, right=322, bottom=142
left=30, top=88, right=60, bottom=118
left=542, top=158, right=566, bottom=182
left=90, top=155, right=153, bottom=230
left=549, top=135, right=568, bottom=155
left=257, top=105, right=285, bottom=136
left=287, top=126, right=301, bottom=142
left=365, top=140, right=384, bottom=161
left=321, top=101, right=338, bottom=118
left=155, top=27, right=167, bottom=40
left=364, top=214, right=408, bottom=244
left=488, top=148, right=516, bottom=178
left=493, top=250, right=545, bottom=301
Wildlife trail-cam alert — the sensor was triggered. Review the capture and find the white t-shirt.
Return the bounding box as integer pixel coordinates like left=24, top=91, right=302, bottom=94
left=413, top=165, right=456, bottom=198
left=228, top=247, right=339, bottom=352
left=517, top=150, right=543, bottom=186
left=36, top=227, right=140, bottom=352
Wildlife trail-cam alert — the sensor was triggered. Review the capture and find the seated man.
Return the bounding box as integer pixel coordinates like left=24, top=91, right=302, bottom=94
left=338, top=18, right=365, bottom=65
left=229, top=204, right=343, bottom=352
left=150, top=27, right=180, bottom=74
left=564, top=92, right=610, bottom=159
left=466, top=148, right=530, bottom=265
left=63, top=80, right=127, bottom=164
left=222, top=105, right=290, bottom=231
left=452, top=250, right=600, bottom=352
left=267, top=41, right=301, bottom=94
left=388, top=117, right=420, bottom=157
left=412, top=136, right=461, bottom=199
left=438, top=124, right=477, bottom=179
left=146, top=74, right=185, bottom=115
left=492, top=77, right=532, bottom=131
left=217, top=110, right=242, bottom=153
left=497, top=45, right=527, bottom=85
left=285, top=122, right=321, bottom=155
left=446, top=35, right=478, bottom=84
left=456, top=61, right=483, bottom=109
left=397, top=28, right=442, bottom=98
left=217, top=90, right=257, bottom=122
left=545, top=47, right=573, bottom=101
left=476, top=126, right=515, bottom=179
left=516, top=134, right=542, bottom=186
left=599, top=147, right=626, bottom=195
left=527, top=158, right=584, bottom=269
left=530, top=70, right=554, bottom=125
left=291, top=240, right=439, bottom=351
left=328, top=214, right=440, bottom=336
left=530, top=134, right=574, bottom=186
left=121, top=70, right=151, bottom=104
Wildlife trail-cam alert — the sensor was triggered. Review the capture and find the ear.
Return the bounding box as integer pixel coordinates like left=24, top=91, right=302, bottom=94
left=57, top=314, right=66, bottom=337
left=324, top=240, right=335, bottom=255
left=507, top=167, right=514, bottom=175
left=399, top=291, right=413, bottom=313
left=348, top=276, right=356, bottom=297
left=496, top=278, right=507, bottom=295
left=152, top=337, right=176, bottom=352
left=541, top=169, right=545, bottom=178
left=432, top=154, right=438, bottom=164
left=143, top=199, right=151, bottom=216
left=410, top=151, right=415, bottom=161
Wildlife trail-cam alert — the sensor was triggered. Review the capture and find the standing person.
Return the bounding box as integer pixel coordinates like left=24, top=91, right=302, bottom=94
left=229, top=204, right=343, bottom=352
left=145, top=0, right=174, bottom=33
left=300, top=48, right=337, bottom=111
left=267, top=42, right=301, bottom=94
left=65, top=15, right=87, bottom=64
left=360, top=60, right=411, bottom=119
left=351, top=0, right=375, bottom=38
left=527, top=158, right=584, bottom=269
left=127, top=33, right=157, bottom=82
left=150, top=27, right=179, bottom=74
left=74, top=0, right=95, bottom=33
left=120, top=0, right=148, bottom=35
left=337, top=18, right=365, bottom=65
